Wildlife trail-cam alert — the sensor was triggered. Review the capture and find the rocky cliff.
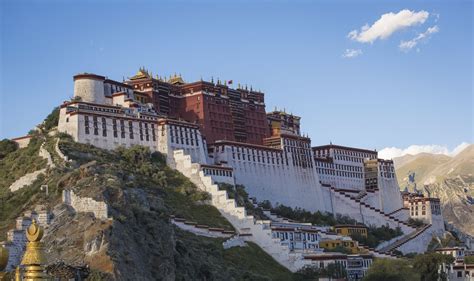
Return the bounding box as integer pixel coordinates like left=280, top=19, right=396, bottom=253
left=394, top=145, right=474, bottom=237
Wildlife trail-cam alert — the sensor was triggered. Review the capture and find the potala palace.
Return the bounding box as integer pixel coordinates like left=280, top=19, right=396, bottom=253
left=26, top=68, right=449, bottom=276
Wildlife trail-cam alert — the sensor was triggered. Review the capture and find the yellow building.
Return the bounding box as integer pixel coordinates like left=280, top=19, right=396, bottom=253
left=319, top=239, right=360, bottom=254
left=334, top=225, right=368, bottom=238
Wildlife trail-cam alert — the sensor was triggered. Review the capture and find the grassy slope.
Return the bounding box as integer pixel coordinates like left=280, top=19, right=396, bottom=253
left=0, top=134, right=65, bottom=240
left=60, top=136, right=293, bottom=279
left=175, top=230, right=293, bottom=281
left=0, top=136, right=47, bottom=194
left=58, top=136, right=234, bottom=231
left=1, top=129, right=293, bottom=279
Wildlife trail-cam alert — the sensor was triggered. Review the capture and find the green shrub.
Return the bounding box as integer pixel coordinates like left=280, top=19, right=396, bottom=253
left=0, top=136, right=47, bottom=193
left=294, top=263, right=346, bottom=281
left=351, top=225, right=403, bottom=248
left=363, top=258, right=419, bottom=281
left=0, top=139, right=17, bottom=159
left=408, top=218, right=425, bottom=227
left=413, top=253, right=455, bottom=281
left=269, top=204, right=357, bottom=226
left=465, top=256, right=474, bottom=264
left=43, top=107, right=60, bottom=131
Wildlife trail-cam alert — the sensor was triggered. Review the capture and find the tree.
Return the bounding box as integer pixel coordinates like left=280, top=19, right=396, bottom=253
left=0, top=139, right=17, bottom=158
left=43, top=107, right=60, bottom=131
left=413, top=253, right=455, bottom=281
left=465, top=256, right=474, bottom=264
left=362, top=258, right=419, bottom=281
left=293, top=265, right=322, bottom=281
left=322, top=263, right=347, bottom=280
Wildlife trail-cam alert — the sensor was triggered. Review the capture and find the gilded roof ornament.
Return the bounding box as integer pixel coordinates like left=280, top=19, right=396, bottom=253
left=20, top=220, right=50, bottom=280
left=0, top=247, right=8, bottom=281
left=130, top=68, right=151, bottom=80
left=168, top=73, right=185, bottom=85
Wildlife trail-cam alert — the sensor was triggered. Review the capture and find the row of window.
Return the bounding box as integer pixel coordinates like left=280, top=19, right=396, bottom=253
left=380, top=165, right=395, bottom=172
left=285, top=146, right=314, bottom=168
left=284, top=138, right=311, bottom=149
left=169, top=125, right=199, bottom=146
left=334, top=155, right=374, bottom=162
left=83, top=115, right=156, bottom=142
left=232, top=151, right=288, bottom=166
left=273, top=231, right=320, bottom=243
left=78, top=104, right=120, bottom=114
left=202, top=168, right=233, bottom=177
left=314, top=149, right=376, bottom=159
left=380, top=172, right=395, bottom=178
left=316, top=168, right=364, bottom=179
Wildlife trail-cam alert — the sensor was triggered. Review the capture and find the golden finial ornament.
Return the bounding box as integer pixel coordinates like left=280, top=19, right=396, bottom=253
left=0, top=247, right=8, bottom=281
left=15, top=266, right=21, bottom=281
left=20, top=220, right=50, bottom=280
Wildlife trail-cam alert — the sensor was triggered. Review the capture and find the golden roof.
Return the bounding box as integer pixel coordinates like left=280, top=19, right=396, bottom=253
left=129, top=67, right=151, bottom=80
left=168, top=73, right=185, bottom=85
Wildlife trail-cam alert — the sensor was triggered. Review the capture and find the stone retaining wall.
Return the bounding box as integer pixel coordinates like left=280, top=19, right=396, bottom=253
left=62, top=190, right=108, bottom=220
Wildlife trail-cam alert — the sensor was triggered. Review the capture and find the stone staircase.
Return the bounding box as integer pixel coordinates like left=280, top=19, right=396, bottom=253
left=256, top=201, right=396, bottom=259
left=170, top=150, right=311, bottom=271
left=330, top=186, right=415, bottom=234
left=377, top=224, right=432, bottom=253
left=328, top=187, right=437, bottom=254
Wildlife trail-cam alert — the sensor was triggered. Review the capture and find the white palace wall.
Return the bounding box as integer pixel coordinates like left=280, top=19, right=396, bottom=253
left=211, top=145, right=327, bottom=213
left=58, top=101, right=411, bottom=225
left=378, top=176, right=404, bottom=214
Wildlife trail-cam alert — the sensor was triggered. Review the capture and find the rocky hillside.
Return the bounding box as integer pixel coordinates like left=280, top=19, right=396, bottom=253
left=0, top=113, right=294, bottom=280
left=394, top=145, right=474, bottom=237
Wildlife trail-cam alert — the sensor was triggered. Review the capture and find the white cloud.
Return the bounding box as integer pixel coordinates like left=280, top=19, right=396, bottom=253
left=399, top=25, right=439, bottom=52
left=348, top=9, right=429, bottom=43
left=378, top=142, right=471, bottom=160
left=342, top=49, right=363, bottom=58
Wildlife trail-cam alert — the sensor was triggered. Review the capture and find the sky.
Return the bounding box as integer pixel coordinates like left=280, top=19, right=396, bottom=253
left=0, top=0, right=472, bottom=158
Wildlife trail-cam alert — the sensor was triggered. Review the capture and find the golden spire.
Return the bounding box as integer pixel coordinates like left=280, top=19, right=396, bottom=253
left=0, top=247, right=8, bottom=281
left=20, top=220, right=50, bottom=280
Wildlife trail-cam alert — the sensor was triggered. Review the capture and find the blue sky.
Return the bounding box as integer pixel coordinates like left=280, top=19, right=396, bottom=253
left=0, top=0, right=472, bottom=154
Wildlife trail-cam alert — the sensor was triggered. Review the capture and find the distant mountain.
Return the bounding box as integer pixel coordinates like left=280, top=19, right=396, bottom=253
left=394, top=145, right=474, bottom=237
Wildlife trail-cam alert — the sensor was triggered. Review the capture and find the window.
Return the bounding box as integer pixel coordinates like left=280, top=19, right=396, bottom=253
left=139, top=122, right=143, bottom=141
left=84, top=115, right=90, bottom=134
left=113, top=119, right=118, bottom=138
left=101, top=117, right=107, bottom=137
left=93, top=116, right=98, bottom=135
left=129, top=121, right=134, bottom=139
left=145, top=123, right=149, bottom=141
left=120, top=120, right=125, bottom=138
